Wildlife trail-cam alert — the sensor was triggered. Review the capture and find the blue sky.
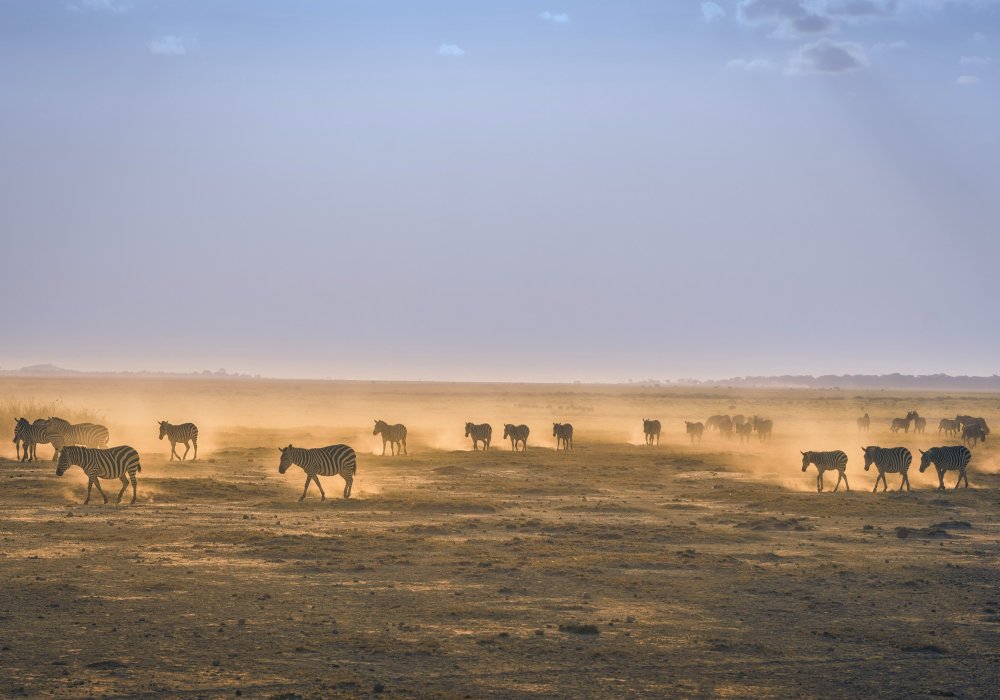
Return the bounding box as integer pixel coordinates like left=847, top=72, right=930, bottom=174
left=1, top=1, right=998, bottom=381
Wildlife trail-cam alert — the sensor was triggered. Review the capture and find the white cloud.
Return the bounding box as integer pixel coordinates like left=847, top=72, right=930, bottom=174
left=437, top=44, right=465, bottom=56
left=727, top=57, right=774, bottom=70
left=737, top=0, right=836, bottom=36
left=872, top=39, right=907, bottom=51
left=539, top=11, right=570, bottom=24
left=957, top=74, right=982, bottom=85
left=69, top=0, right=127, bottom=13
left=960, top=55, right=992, bottom=65
left=701, top=2, right=727, bottom=22
left=148, top=35, right=190, bottom=56
left=788, top=39, right=869, bottom=73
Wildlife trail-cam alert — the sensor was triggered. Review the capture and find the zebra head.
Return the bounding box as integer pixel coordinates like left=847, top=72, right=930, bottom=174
left=861, top=446, right=876, bottom=471
left=373, top=420, right=386, bottom=436
left=55, top=445, right=79, bottom=476
left=503, top=424, right=513, bottom=439
left=800, top=451, right=813, bottom=472
left=465, top=422, right=474, bottom=438
left=552, top=423, right=559, bottom=437
left=917, top=448, right=933, bottom=473
left=158, top=421, right=169, bottom=440
left=278, top=444, right=295, bottom=474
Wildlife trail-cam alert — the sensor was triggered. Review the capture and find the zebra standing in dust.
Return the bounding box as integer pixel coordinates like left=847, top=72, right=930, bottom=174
left=939, top=418, right=961, bottom=437
left=13, top=418, right=60, bottom=463
left=717, top=416, right=734, bottom=440
left=503, top=424, right=529, bottom=452
left=56, top=444, right=142, bottom=505
left=685, top=421, right=704, bottom=443
left=44, top=416, right=109, bottom=460
left=373, top=419, right=407, bottom=456
left=890, top=412, right=914, bottom=434
left=801, top=450, right=850, bottom=492
left=752, top=416, right=773, bottom=442
left=735, top=422, right=753, bottom=443
left=918, top=446, right=972, bottom=490
left=465, top=422, right=492, bottom=451
left=962, top=423, right=987, bottom=449
left=278, top=443, right=357, bottom=500
left=553, top=423, right=574, bottom=450
left=158, top=421, right=199, bottom=461
left=857, top=413, right=870, bottom=433
left=642, top=418, right=661, bottom=446
left=912, top=411, right=926, bottom=434
left=705, top=415, right=727, bottom=433
left=862, top=446, right=912, bottom=492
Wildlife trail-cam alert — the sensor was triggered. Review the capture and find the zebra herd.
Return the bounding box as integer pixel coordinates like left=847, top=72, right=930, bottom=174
left=13, top=416, right=109, bottom=462
left=692, top=414, right=773, bottom=443
left=861, top=411, right=991, bottom=449
left=801, top=445, right=972, bottom=493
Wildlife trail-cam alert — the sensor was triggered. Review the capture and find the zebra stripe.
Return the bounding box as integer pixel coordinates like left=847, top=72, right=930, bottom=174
left=913, top=415, right=926, bottom=433
left=890, top=416, right=911, bottom=433
left=503, top=424, right=529, bottom=452
left=158, top=421, right=199, bottom=461
left=13, top=418, right=60, bottom=462
left=962, top=423, right=987, bottom=448
left=862, top=446, right=912, bottom=492
left=278, top=443, right=357, bottom=500
left=373, top=420, right=407, bottom=456
left=44, top=416, right=110, bottom=460
left=801, top=450, right=850, bottom=492
left=465, top=422, right=492, bottom=451
left=918, top=446, right=971, bottom=490
left=56, top=445, right=141, bottom=505
left=685, top=421, right=704, bottom=443
left=938, top=419, right=961, bottom=437
left=642, top=419, right=661, bottom=446
left=553, top=423, right=574, bottom=450
left=857, top=414, right=870, bottom=432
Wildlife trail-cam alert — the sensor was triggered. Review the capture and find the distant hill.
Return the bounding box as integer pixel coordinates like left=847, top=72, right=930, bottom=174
left=668, top=374, right=1000, bottom=391
left=0, top=365, right=260, bottom=379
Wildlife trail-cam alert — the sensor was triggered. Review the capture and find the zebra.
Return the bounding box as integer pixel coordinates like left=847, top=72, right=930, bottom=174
left=862, top=446, right=912, bottom=492
left=911, top=411, right=926, bottom=434
left=685, top=421, right=704, bottom=443
left=735, top=422, right=753, bottom=443
left=56, top=445, right=141, bottom=505
left=503, top=424, right=529, bottom=452
left=890, top=416, right=912, bottom=434
left=158, top=421, right=199, bottom=461
left=717, top=416, right=733, bottom=440
left=857, top=413, right=870, bottom=432
left=962, top=423, right=987, bottom=448
left=752, top=416, right=773, bottom=442
left=278, top=443, right=356, bottom=500
left=44, top=416, right=109, bottom=460
left=938, top=418, right=961, bottom=437
left=373, top=420, right=407, bottom=455
left=705, top=415, right=727, bottom=433
left=465, top=422, right=492, bottom=451
left=732, top=414, right=746, bottom=430
left=553, top=423, right=574, bottom=450
left=13, top=418, right=60, bottom=462
left=642, top=418, right=661, bottom=446
left=918, top=446, right=971, bottom=490
left=801, top=450, right=850, bottom=492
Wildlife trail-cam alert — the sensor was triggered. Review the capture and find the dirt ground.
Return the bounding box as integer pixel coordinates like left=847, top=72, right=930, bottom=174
left=2, top=378, right=1000, bottom=698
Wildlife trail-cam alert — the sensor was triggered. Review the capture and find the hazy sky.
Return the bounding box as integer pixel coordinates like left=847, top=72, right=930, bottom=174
left=2, top=1, right=998, bottom=381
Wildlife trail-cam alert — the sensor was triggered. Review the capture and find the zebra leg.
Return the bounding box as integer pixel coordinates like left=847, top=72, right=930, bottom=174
left=92, top=478, right=108, bottom=504
left=402, top=438, right=407, bottom=455
left=901, top=472, right=910, bottom=492
left=84, top=479, right=94, bottom=505
left=841, top=472, right=850, bottom=492
left=182, top=441, right=191, bottom=461
left=299, top=476, right=312, bottom=501
left=129, top=472, right=138, bottom=504
left=314, top=476, right=326, bottom=501
left=169, top=441, right=177, bottom=460
left=116, top=475, right=129, bottom=503
left=938, top=469, right=946, bottom=490
left=381, top=439, right=387, bottom=456
left=343, top=476, right=352, bottom=499
left=192, top=439, right=198, bottom=460
left=817, top=472, right=823, bottom=492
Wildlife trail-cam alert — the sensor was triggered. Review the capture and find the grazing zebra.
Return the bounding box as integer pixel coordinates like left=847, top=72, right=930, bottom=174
left=278, top=443, right=357, bottom=500
left=553, top=423, right=574, bottom=450
left=13, top=418, right=60, bottom=462
left=857, top=413, right=870, bottom=432
left=642, top=418, right=661, bottom=446
left=464, top=422, right=492, bottom=451
left=158, top=421, right=199, bottom=461
left=44, top=416, right=109, bottom=459
left=862, top=446, right=912, bottom=492
left=503, top=424, right=529, bottom=452
left=705, top=415, right=728, bottom=433
left=735, top=422, right=753, bottom=443
left=939, top=418, right=961, bottom=437
left=918, top=446, right=971, bottom=490
left=685, top=421, right=704, bottom=443
left=373, top=419, right=407, bottom=456
left=801, top=450, right=850, bottom=492
left=752, top=416, right=773, bottom=442
left=962, top=423, right=987, bottom=448
left=56, top=445, right=141, bottom=505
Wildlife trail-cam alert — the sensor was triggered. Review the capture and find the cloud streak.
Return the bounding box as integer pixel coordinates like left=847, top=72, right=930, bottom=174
left=437, top=43, right=465, bottom=56
left=788, top=39, right=868, bottom=74
left=148, top=35, right=190, bottom=56
left=701, top=2, right=726, bottom=22
left=539, top=11, right=570, bottom=24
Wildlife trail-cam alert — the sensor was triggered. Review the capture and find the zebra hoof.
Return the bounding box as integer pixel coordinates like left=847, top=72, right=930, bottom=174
left=298, top=497, right=305, bottom=502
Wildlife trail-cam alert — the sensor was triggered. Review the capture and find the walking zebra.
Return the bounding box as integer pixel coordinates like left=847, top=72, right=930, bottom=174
left=503, top=424, right=529, bottom=452
left=56, top=445, right=141, bottom=505
left=685, top=421, right=704, bottom=443
left=44, top=416, right=109, bottom=459
left=752, top=416, right=773, bottom=442
left=553, top=423, right=574, bottom=450
left=705, top=415, right=728, bottom=433
left=158, top=421, right=199, bottom=461
left=735, top=422, right=753, bottom=443
left=918, top=446, right=971, bottom=490
left=373, top=420, right=407, bottom=456
left=801, top=450, right=850, bottom=492
left=857, top=413, right=870, bottom=433
left=13, top=418, right=60, bottom=462
left=642, top=418, right=661, bottom=446
left=862, top=446, right=912, bottom=492
left=465, top=422, right=492, bottom=451
left=278, top=443, right=357, bottom=500
left=890, top=416, right=912, bottom=434
left=939, top=418, right=961, bottom=437
left=962, top=423, right=987, bottom=448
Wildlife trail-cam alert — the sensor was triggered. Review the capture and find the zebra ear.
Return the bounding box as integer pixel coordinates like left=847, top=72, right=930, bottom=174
left=800, top=451, right=805, bottom=455
left=919, top=449, right=925, bottom=454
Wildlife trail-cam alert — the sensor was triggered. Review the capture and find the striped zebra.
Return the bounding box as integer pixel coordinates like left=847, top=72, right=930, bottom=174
left=685, top=421, right=704, bottom=443
left=705, top=415, right=727, bottom=433
left=465, top=422, right=492, bottom=451
left=278, top=443, right=357, bottom=500
left=373, top=420, right=407, bottom=456
left=912, top=412, right=926, bottom=434
left=553, top=423, right=574, bottom=450
left=918, top=446, right=971, bottom=490
left=717, top=416, right=733, bottom=440
left=735, top=422, right=753, bottom=443
left=862, top=446, right=912, bottom=492
left=56, top=445, right=141, bottom=505
left=44, top=416, right=109, bottom=459
left=857, top=413, right=870, bottom=433
left=801, top=450, right=849, bottom=492
left=752, top=416, right=773, bottom=442
left=13, top=418, right=60, bottom=462
left=642, top=418, right=661, bottom=446
left=938, top=418, right=961, bottom=437
left=962, top=423, right=987, bottom=448
left=890, top=416, right=911, bottom=434
left=158, top=421, right=199, bottom=461
left=503, top=424, right=529, bottom=452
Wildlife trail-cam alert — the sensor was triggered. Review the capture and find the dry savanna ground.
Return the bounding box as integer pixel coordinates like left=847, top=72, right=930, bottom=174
left=2, top=377, right=1000, bottom=698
